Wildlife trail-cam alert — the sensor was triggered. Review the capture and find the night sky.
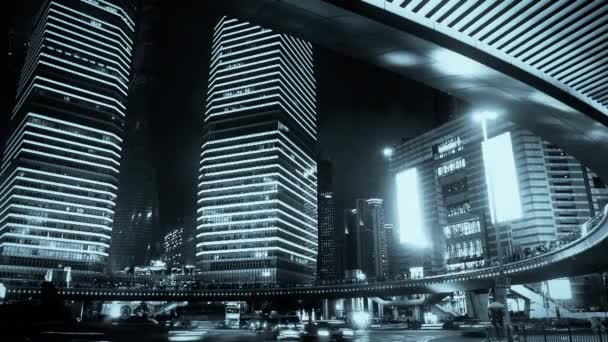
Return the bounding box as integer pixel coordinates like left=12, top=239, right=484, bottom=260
left=7, top=1, right=457, bottom=235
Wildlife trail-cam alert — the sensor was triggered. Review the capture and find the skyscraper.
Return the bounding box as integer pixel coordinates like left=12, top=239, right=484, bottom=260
left=196, top=16, right=318, bottom=285
left=0, top=0, right=135, bottom=284
left=317, top=159, right=337, bottom=281
left=163, top=225, right=184, bottom=269
left=384, top=223, right=395, bottom=278
left=110, top=0, right=161, bottom=271
left=344, top=199, right=388, bottom=280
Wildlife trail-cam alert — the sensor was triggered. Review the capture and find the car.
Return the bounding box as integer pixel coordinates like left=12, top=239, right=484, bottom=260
left=277, top=316, right=303, bottom=340
left=301, top=321, right=354, bottom=341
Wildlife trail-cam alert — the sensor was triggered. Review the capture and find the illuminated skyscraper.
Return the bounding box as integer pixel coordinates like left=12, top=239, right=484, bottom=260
left=317, top=159, right=336, bottom=281
left=196, top=17, right=318, bottom=285
left=0, top=0, right=135, bottom=284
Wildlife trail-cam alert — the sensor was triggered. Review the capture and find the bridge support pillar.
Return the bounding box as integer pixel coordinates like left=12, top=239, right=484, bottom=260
left=377, top=302, right=384, bottom=319
left=466, top=290, right=489, bottom=321
left=493, top=275, right=512, bottom=326
left=493, top=274, right=513, bottom=342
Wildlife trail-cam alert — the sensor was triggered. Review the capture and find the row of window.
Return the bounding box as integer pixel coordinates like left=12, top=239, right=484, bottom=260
left=2, top=237, right=106, bottom=252
left=5, top=226, right=108, bottom=244
left=446, top=201, right=471, bottom=218
left=434, top=137, right=463, bottom=160
left=437, top=158, right=466, bottom=177
left=443, top=219, right=481, bottom=238
left=1, top=245, right=105, bottom=262
left=445, top=239, right=482, bottom=260
left=442, top=179, right=468, bottom=195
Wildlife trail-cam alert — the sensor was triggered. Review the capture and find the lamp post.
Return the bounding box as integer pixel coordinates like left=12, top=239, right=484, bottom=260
left=475, top=111, right=513, bottom=342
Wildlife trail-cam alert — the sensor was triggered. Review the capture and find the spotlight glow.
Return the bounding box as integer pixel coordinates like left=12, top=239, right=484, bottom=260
left=382, top=147, right=394, bottom=158
left=396, top=168, right=427, bottom=246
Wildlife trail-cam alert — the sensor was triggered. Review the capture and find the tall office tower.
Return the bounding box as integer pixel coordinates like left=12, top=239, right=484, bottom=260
left=0, top=0, right=135, bottom=285
left=317, top=159, right=336, bottom=281
left=196, top=17, right=318, bottom=285
left=163, top=225, right=184, bottom=269
left=541, top=143, right=608, bottom=308
left=384, top=223, right=395, bottom=278
left=344, top=199, right=388, bottom=280
left=110, top=0, right=161, bottom=271
left=391, top=115, right=561, bottom=274
left=543, top=143, right=608, bottom=236
left=343, top=208, right=360, bottom=275
left=358, top=199, right=388, bottom=280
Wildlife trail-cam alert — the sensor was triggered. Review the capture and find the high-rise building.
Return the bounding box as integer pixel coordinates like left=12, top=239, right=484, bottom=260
left=384, top=223, right=395, bottom=278
left=317, top=159, right=336, bottom=281
left=110, top=0, right=161, bottom=272
left=163, top=225, right=184, bottom=269
left=0, top=0, right=136, bottom=285
left=343, top=208, right=359, bottom=276
left=196, top=16, right=318, bottom=285
left=344, top=199, right=388, bottom=280
left=390, top=114, right=608, bottom=307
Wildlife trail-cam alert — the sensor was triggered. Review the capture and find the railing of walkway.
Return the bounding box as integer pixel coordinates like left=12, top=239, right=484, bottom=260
left=487, top=324, right=608, bottom=342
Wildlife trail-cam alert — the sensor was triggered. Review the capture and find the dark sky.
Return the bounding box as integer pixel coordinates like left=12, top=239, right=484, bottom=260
left=7, top=1, right=456, bottom=232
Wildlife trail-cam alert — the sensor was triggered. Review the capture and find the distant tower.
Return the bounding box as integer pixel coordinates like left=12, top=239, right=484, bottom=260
left=344, top=199, right=388, bottom=280
left=0, top=0, right=136, bottom=284
left=384, top=223, right=395, bottom=278
left=317, top=159, right=336, bottom=281
left=196, top=17, right=318, bottom=285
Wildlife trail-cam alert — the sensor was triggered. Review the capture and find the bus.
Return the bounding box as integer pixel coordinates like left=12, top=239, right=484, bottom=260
left=225, top=302, right=241, bottom=328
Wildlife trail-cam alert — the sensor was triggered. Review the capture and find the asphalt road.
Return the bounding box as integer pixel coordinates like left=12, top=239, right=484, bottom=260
left=167, top=328, right=479, bottom=342
left=24, top=327, right=485, bottom=342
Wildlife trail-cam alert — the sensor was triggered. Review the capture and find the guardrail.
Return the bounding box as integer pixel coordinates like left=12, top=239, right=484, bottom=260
left=4, top=206, right=606, bottom=299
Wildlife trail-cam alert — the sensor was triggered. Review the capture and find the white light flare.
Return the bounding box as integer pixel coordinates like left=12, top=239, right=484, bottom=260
left=396, top=168, right=427, bottom=246
left=547, top=278, right=572, bottom=300
left=482, top=132, right=523, bottom=224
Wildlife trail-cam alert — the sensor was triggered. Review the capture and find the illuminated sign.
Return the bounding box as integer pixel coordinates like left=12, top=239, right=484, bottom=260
left=547, top=278, right=572, bottom=300
left=482, top=132, right=523, bottom=224
left=396, top=168, right=427, bottom=246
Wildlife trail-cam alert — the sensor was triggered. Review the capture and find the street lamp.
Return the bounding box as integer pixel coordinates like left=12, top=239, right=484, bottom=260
left=382, top=147, right=394, bottom=158
left=473, top=111, right=498, bottom=141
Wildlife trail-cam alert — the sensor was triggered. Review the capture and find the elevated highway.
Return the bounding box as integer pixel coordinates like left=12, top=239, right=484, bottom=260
left=5, top=205, right=607, bottom=302
left=211, top=0, right=608, bottom=178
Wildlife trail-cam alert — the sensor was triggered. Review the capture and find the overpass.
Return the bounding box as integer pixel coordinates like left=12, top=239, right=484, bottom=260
left=210, top=0, right=608, bottom=179
left=5, top=204, right=607, bottom=302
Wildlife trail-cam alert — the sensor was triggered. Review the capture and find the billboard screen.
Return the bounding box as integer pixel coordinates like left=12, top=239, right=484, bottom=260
left=482, top=132, right=523, bottom=224
left=396, top=168, right=427, bottom=246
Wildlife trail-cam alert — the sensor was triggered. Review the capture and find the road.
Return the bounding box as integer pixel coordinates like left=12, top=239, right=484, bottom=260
left=167, top=329, right=481, bottom=342
left=24, top=327, right=484, bottom=342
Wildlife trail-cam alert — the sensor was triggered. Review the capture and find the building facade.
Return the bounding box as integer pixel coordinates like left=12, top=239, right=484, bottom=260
left=110, top=0, right=161, bottom=271
left=196, top=17, right=318, bottom=285
left=344, top=199, right=389, bottom=280
left=390, top=114, right=608, bottom=307
left=0, top=0, right=135, bottom=284
left=163, top=226, right=184, bottom=269
left=317, top=159, right=337, bottom=281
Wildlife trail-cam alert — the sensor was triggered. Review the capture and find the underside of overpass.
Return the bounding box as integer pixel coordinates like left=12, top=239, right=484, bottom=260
left=210, top=0, right=608, bottom=179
